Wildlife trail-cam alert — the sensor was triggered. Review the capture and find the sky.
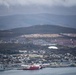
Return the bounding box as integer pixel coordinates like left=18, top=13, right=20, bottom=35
left=0, top=0, right=76, bottom=15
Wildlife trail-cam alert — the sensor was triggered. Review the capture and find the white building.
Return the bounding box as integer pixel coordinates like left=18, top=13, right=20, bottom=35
left=48, top=46, right=58, bottom=49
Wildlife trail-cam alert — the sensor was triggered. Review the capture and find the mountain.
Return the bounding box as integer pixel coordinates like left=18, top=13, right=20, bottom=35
left=0, top=25, right=76, bottom=37
left=0, top=14, right=76, bottom=29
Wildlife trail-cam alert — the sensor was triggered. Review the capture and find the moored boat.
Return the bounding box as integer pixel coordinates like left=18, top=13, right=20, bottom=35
left=0, top=64, right=5, bottom=71
left=21, top=64, right=42, bottom=70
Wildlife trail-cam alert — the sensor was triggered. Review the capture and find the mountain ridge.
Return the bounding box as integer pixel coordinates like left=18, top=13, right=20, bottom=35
left=0, top=14, right=76, bottom=29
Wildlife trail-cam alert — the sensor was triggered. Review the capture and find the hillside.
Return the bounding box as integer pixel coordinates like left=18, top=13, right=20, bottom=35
left=0, top=25, right=76, bottom=54
left=10, top=25, right=76, bottom=33
left=0, top=25, right=76, bottom=37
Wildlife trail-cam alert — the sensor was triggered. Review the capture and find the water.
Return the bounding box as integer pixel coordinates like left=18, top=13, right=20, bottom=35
left=0, top=67, right=76, bottom=75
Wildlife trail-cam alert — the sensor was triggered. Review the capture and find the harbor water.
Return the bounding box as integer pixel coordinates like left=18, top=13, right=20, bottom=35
left=0, top=67, right=76, bottom=75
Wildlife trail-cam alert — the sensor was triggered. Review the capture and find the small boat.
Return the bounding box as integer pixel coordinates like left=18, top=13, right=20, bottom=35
left=21, top=64, right=42, bottom=70
left=0, top=64, right=5, bottom=71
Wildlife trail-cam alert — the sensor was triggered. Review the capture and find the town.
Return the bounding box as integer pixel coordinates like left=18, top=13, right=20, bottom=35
left=0, top=33, right=76, bottom=70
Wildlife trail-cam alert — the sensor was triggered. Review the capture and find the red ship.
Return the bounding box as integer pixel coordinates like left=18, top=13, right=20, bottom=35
left=21, top=64, right=42, bottom=70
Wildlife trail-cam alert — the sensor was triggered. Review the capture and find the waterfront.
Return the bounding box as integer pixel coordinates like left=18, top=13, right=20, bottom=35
left=0, top=67, right=76, bottom=75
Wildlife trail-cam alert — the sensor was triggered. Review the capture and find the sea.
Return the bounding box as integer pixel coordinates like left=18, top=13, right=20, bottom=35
left=0, top=67, right=76, bottom=75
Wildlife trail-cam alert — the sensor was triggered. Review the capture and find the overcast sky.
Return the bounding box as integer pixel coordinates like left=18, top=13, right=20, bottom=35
left=0, top=0, right=76, bottom=16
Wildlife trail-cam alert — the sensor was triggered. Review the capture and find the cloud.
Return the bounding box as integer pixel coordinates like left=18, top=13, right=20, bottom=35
left=0, top=0, right=76, bottom=7
left=0, top=0, right=76, bottom=16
